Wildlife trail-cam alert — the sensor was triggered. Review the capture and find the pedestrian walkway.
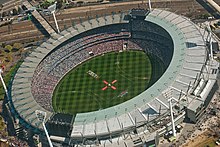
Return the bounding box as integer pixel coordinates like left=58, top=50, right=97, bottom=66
left=23, top=0, right=57, bottom=35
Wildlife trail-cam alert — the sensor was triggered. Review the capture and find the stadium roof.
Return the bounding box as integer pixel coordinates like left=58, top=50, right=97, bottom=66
left=10, top=12, right=128, bottom=130
left=10, top=9, right=219, bottom=137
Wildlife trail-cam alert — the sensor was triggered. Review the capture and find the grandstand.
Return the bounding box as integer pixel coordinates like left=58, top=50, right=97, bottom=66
left=7, top=8, right=219, bottom=147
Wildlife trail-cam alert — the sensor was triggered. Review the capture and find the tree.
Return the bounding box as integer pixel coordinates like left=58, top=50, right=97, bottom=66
left=56, top=0, right=63, bottom=9
left=13, top=43, right=22, bottom=50
left=0, top=42, right=5, bottom=48
left=4, top=45, right=13, bottom=52
left=40, top=1, right=51, bottom=9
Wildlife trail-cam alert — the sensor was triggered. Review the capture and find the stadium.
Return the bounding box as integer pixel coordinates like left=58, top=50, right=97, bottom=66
left=7, top=8, right=219, bottom=146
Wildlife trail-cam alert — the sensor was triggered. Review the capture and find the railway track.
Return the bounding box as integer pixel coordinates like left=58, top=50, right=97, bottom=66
left=0, top=0, right=215, bottom=44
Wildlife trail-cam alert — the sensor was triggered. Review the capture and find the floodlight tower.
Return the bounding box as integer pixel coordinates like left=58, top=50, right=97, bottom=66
left=168, top=98, right=176, bottom=137
left=148, top=0, right=152, bottom=11
left=210, top=37, right=213, bottom=60
left=35, top=110, right=53, bottom=147
left=0, top=68, right=9, bottom=99
left=206, top=25, right=213, bottom=60
left=48, top=2, right=60, bottom=33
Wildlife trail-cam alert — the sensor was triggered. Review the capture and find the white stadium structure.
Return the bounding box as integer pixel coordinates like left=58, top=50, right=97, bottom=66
left=6, top=7, right=219, bottom=147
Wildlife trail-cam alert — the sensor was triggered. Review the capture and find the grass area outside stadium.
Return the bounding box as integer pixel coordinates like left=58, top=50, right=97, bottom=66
left=52, top=50, right=165, bottom=115
left=0, top=61, right=23, bottom=100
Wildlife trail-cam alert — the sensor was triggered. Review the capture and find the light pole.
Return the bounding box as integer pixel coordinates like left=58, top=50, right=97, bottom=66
left=164, top=90, right=176, bottom=137
left=0, top=68, right=9, bottom=99
left=35, top=110, right=53, bottom=147
left=148, top=0, right=152, bottom=11
left=206, top=25, right=213, bottom=60
left=168, top=98, right=176, bottom=137
left=48, top=2, right=60, bottom=33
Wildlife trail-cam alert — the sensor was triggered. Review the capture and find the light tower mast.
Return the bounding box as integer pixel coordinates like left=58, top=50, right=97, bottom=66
left=207, top=25, right=214, bottom=60
left=35, top=110, right=53, bottom=147
left=164, top=90, right=176, bottom=137
left=148, top=0, right=152, bottom=11
left=48, top=2, right=60, bottom=33
left=169, top=98, right=176, bottom=137
left=0, top=68, right=9, bottom=99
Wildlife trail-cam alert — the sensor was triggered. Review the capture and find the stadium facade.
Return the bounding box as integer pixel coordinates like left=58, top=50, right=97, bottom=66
left=7, top=8, right=219, bottom=146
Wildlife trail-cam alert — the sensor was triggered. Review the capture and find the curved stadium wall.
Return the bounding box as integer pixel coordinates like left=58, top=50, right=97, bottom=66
left=8, top=9, right=219, bottom=144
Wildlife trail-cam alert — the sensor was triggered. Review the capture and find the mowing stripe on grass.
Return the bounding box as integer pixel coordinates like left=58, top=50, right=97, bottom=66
left=52, top=50, right=165, bottom=115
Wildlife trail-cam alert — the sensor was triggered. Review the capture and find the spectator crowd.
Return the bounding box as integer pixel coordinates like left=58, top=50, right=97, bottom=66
left=31, top=22, right=173, bottom=111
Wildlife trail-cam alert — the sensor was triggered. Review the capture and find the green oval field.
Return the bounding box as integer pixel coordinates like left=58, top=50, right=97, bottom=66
left=52, top=50, right=164, bottom=115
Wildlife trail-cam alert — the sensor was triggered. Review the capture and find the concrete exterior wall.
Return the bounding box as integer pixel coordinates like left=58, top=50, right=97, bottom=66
left=186, top=108, right=196, bottom=123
